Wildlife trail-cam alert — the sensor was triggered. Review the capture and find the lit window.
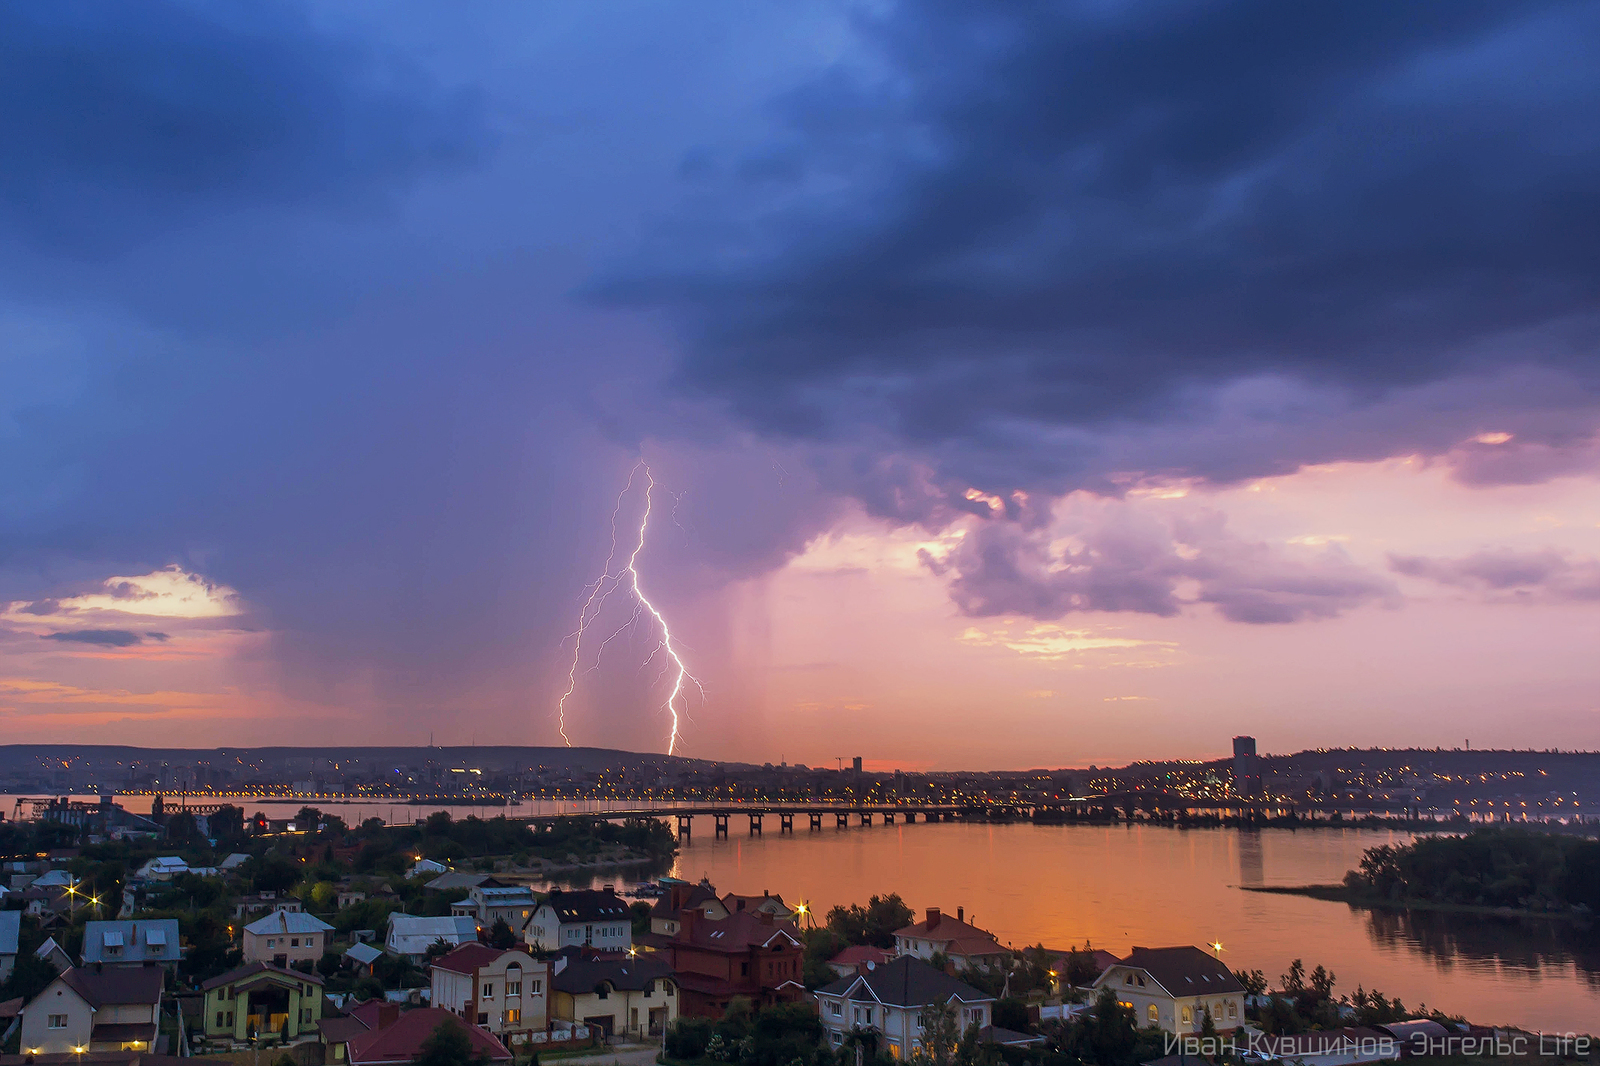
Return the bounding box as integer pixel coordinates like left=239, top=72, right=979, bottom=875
left=1181, top=1008, right=1192, bottom=1025
left=1148, top=1005, right=1158, bottom=1022
left=48, top=1015, right=68, bottom=1029
left=506, top=1009, right=521, bottom=1025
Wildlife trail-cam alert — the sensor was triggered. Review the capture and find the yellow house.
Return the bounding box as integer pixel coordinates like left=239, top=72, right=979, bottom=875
left=201, top=961, right=325, bottom=1043
left=550, top=955, right=678, bottom=1039
left=1091, top=947, right=1245, bottom=1035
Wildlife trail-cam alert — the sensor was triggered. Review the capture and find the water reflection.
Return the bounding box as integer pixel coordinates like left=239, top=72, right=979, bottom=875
left=1237, top=831, right=1265, bottom=888
left=1360, top=905, right=1600, bottom=991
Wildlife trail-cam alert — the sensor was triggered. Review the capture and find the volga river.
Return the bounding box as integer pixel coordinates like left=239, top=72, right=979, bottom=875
left=17, top=796, right=1598, bottom=1032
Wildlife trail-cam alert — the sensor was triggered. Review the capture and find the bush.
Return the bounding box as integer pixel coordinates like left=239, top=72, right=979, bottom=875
left=666, top=1017, right=715, bottom=1059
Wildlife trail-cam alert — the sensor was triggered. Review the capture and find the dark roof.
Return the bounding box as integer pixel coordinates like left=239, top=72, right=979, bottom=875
left=980, top=1025, right=1043, bottom=1047
left=346, top=1008, right=511, bottom=1065
left=650, top=881, right=720, bottom=917
left=552, top=955, right=671, bottom=995
left=828, top=946, right=891, bottom=968
left=542, top=888, right=631, bottom=923
left=815, top=956, right=991, bottom=1008
left=678, top=911, right=801, bottom=952
left=1106, top=947, right=1244, bottom=997
left=0, top=1055, right=227, bottom=1066
left=431, top=943, right=523, bottom=975
left=58, top=965, right=164, bottom=1007
left=0, top=998, right=23, bottom=1021
left=201, top=961, right=324, bottom=992
left=318, top=1015, right=374, bottom=1044
left=90, top=1022, right=159, bottom=1043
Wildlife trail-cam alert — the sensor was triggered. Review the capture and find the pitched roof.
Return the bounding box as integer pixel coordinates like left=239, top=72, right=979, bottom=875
left=385, top=914, right=478, bottom=953
left=815, top=956, right=991, bottom=1009
left=423, top=872, right=501, bottom=892
left=649, top=880, right=720, bottom=917
left=430, top=943, right=518, bottom=975
left=344, top=943, right=385, bottom=966
left=894, top=912, right=1006, bottom=956
left=318, top=1015, right=374, bottom=1044
left=346, top=1008, right=512, bottom=1065
left=1100, top=947, right=1244, bottom=997
left=201, top=961, right=324, bottom=992
left=57, top=965, right=164, bottom=1008
left=540, top=889, right=631, bottom=923
left=551, top=955, right=671, bottom=994
left=243, top=910, right=334, bottom=936
left=827, top=945, right=891, bottom=968
left=81, top=920, right=184, bottom=964
left=678, top=911, right=801, bottom=952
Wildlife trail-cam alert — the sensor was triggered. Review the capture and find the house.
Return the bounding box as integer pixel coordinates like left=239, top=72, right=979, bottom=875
left=200, top=962, right=324, bottom=1043
left=523, top=887, right=632, bottom=952
left=450, top=885, right=537, bottom=930
left=242, top=911, right=334, bottom=968
left=219, top=854, right=251, bottom=872
left=814, top=955, right=995, bottom=1058
left=0, top=911, right=18, bottom=983
left=134, top=858, right=188, bottom=882
left=81, top=921, right=183, bottom=970
left=662, top=909, right=804, bottom=1018
left=430, top=943, right=547, bottom=1041
left=423, top=872, right=504, bottom=895
left=720, top=891, right=794, bottom=921
left=337, top=888, right=367, bottom=910
left=233, top=891, right=303, bottom=920
left=1036, top=947, right=1119, bottom=992
left=407, top=859, right=448, bottom=880
left=648, top=880, right=727, bottom=936
left=826, top=945, right=892, bottom=979
left=343, top=943, right=384, bottom=975
left=1091, top=946, right=1245, bottom=1035
left=32, top=870, right=74, bottom=891
left=344, top=1007, right=512, bottom=1066
left=384, top=914, right=479, bottom=963
left=550, top=952, right=677, bottom=1039
left=18, top=886, right=70, bottom=925
left=892, top=908, right=1010, bottom=972
left=17, top=966, right=163, bottom=1055
left=35, top=937, right=74, bottom=975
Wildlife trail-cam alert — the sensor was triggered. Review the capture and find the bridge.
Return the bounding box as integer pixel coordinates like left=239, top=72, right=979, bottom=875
left=517, top=803, right=984, bottom=841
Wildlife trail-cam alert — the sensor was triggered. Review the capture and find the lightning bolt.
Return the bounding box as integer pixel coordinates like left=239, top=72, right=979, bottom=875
left=556, top=461, right=702, bottom=754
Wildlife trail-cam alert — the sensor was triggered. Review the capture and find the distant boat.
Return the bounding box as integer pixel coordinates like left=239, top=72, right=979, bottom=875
left=631, top=882, right=665, bottom=897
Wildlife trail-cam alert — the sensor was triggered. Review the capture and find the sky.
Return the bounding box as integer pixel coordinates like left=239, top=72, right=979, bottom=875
left=2, top=0, right=1598, bottom=768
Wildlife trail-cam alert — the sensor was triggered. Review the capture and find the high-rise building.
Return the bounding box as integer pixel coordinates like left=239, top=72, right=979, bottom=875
left=852, top=756, right=863, bottom=774
left=1232, top=736, right=1261, bottom=797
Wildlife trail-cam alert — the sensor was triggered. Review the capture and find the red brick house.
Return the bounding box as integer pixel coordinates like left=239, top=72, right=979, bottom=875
left=663, top=910, right=805, bottom=1017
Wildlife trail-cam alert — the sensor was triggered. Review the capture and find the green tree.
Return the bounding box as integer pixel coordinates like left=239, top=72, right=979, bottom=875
left=992, top=998, right=1029, bottom=1033
left=414, top=1020, right=490, bottom=1066
left=1279, top=959, right=1305, bottom=995
left=1233, top=969, right=1267, bottom=997
left=488, top=918, right=517, bottom=950
left=915, top=1003, right=960, bottom=1066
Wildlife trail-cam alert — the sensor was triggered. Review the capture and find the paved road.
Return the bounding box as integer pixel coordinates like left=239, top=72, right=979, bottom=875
left=542, top=1044, right=661, bottom=1066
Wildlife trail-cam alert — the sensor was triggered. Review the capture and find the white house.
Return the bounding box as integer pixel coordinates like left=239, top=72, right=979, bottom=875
left=451, top=885, right=538, bottom=930
left=430, top=943, right=548, bottom=1040
left=242, top=910, right=335, bottom=968
left=814, top=956, right=994, bottom=1059
left=523, top=888, right=632, bottom=952
left=18, top=966, right=163, bottom=1055
left=408, top=859, right=449, bottom=880
left=135, top=857, right=189, bottom=882
left=386, top=914, right=481, bottom=962
left=891, top=908, right=1010, bottom=972
left=1091, top=946, right=1246, bottom=1035
left=81, top=920, right=184, bottom=969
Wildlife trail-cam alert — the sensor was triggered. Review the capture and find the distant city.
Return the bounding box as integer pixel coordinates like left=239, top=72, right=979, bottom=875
left=2, top=741, right=1594, bottom=825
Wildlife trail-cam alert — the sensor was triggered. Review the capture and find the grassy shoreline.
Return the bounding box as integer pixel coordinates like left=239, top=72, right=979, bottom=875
left=1242, top=883, right=1592, bottom=922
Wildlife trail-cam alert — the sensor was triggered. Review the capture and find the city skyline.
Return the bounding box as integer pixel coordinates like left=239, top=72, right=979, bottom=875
left=2, top=3, right=1599, bottom=766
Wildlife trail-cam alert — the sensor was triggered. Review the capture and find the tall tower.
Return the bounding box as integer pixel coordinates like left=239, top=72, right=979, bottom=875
left=1232, top=736, right=1261, bottom=797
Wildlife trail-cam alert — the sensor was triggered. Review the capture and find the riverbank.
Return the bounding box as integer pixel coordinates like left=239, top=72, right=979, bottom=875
left=1242, top=883, right=1596, bottom=923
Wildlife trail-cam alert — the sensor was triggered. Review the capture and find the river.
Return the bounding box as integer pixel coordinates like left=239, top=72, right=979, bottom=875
left=12, top=796, right=1597, bottom=1032
left=572, top=821, right=1599, bottom=1035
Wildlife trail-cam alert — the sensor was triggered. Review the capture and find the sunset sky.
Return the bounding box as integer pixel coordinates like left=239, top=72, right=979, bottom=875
left=3, top=1, right=1598, bottom=767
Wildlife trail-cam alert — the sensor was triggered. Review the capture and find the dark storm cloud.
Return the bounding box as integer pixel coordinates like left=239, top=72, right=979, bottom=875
left=1391, top=550, right=1600, bottom=601
left=617, top=0, right=1600, bottom=491
left=0, top=0, right=487, bottom=254
left=929, top=506, right=1396, bottom=624
left=42, top=629, right=144, bottom=647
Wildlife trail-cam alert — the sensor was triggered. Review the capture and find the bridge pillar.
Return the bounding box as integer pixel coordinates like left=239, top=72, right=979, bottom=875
left=882, top=811, right=895, bottom=824
left=749, top=813, right=763, bottom=836
left=676, top=814, right=692, bottom=842
left=858, top=811, right=872, bottom=826
left=779, top=813, right=794, bottom=834
left=715, top=814, right=729, bottom=838
left=809, top=813, right=823, bottom=830
left=835, top=812, right=848, bottom=828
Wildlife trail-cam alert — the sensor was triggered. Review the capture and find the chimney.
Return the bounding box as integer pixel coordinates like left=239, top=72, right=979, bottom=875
left=680, top=907, right=698, bottom=939
left=957, top=907, right=964, bottom=924
left=762, top=889, right=769, bottom=898
left=603, top=884, right=615, bottom=895
left=926, top=908, right=940, bottom=930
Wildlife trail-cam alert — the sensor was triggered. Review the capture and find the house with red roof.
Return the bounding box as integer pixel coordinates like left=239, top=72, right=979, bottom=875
left=663, top=909, right=804, bottom=1018
left=429, top=944, right=547, bottom=1041
left=341, top=1007, right=512, bottom=1066
left=825, top=945, right=893, bottom=979
left=892, top=908, right=1010, bottom=972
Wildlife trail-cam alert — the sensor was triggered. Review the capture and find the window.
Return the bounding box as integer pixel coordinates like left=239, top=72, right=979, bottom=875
left=483, top=984, right=495, bottom=999
left=831, top=1003, right=843, bottom=1017
left=1228, top=1002, right=1238, bottom=1020
left=1181, top=1008, right=1192, bottom=1025
left=1147, top=1005, right=1158, bottom=1023
left=227, top=1013, right=234, bottom=1027
left=664, top=983, right=672, bottom=997
left=307, top=936, right=317, bottom=949
left=506, top=982, right=521, bottom=997
left=216, top=1013, right=226, bottom=1028
left=597, top=986, right=610, bottom=1000
left=106, top=945, right=122, bottom=957
left=506, top=1009, right=521, bottom=1025
left=48, top=1015, right=68, bottom=1029
left=266, top=939, right=277, bottom=948
left=532, top=980, right=543, bottom=995
left=740, top=962, right=749, bottom=977
left=478, top=1013, right=489, bottom=1025
left=290, top=938, right=300, bottom=947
